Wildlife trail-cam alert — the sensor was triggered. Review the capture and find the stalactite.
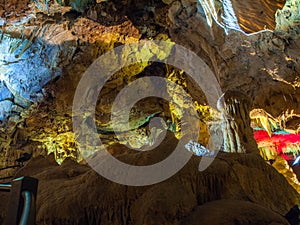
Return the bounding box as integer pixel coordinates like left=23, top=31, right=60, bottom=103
left=217, top=90, right=258, bottom=153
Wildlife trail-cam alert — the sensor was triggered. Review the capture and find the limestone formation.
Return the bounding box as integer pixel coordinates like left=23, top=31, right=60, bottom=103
left=275, top=0, right=300, bottom=39
left=217, top=91, right=258, bottom=153
left=197, top=0, right=285, bottom=34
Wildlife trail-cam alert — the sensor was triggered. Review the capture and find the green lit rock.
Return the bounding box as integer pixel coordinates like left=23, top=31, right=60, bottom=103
left=275, top=0, right=300, bottom=38
left=56, top=0, right=95, bottom=12
left=56, top=0, right=70, bottom=6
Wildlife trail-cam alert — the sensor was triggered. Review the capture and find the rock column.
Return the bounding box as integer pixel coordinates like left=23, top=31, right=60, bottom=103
left=217, top=90, right=258, bottom=153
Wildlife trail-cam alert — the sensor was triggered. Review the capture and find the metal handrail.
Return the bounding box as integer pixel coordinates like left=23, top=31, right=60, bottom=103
left=19, top=191, right=32, bottom=225
left=0, top=183, right=12, bottom=192
left=0, top=176, right=38, bottom=225
left=0, top=183, right=12, bottom=187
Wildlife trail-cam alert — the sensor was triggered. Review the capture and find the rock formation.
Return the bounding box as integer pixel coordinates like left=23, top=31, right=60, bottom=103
left=0, top=0, right=299, bottom=224
left=217, top=90, right=258, bottom=153
left=0, top=0, right=299, bottom=165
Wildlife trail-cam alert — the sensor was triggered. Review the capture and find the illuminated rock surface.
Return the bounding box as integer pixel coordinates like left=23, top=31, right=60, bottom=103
left=0, top=0, right=300, bottom=224
left=217, top=90, right=258, bottom=153
left=273, top=155, right=300, bottom=193
left=196, top=0, right=285, bottom=34
left=275, top=0, right=300, bottom=38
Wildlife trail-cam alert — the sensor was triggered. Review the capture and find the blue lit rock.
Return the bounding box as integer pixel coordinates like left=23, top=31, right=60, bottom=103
left=0, top=23, right=77, bottom=120
left=0, top=81, right=12, bottom=101
left=0, top=100, right=13, bottom=121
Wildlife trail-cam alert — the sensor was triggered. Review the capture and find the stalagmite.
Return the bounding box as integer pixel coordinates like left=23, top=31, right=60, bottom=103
left=217, top=90, right=258, bottom=153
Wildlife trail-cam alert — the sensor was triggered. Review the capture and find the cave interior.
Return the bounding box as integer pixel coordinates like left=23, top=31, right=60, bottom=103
left=0, top=0, right=300, bottom=224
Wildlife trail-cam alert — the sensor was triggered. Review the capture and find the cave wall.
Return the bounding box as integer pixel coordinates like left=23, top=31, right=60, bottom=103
left=0, top=0, right=299, bottom=174
left=167, top=0, right=300, bottom=117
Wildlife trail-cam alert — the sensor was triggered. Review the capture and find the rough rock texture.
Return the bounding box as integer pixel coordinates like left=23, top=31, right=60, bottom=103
left=181, top=199, right=290, bottom=225
left=275, top=0, right=300, bottom=38
left=166, top=0, right=300, bottom=186
left=273, top=156, right=300, bottom=193
left=167, top=0, right=300, bottom=118
left=0, top=0, right=213, bottom=171
left=195, top=0, right=285, bottom=34
left=0, top=133, right=299, bottom=225
left=0, top=1, right=300, bottom=224
left=0, top=0, right=299, bottom=165
left=0, top=0, right=171, bottom=169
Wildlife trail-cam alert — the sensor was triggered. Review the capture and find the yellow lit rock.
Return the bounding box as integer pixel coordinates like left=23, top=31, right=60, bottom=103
left=272, top=156, right=300, bottom=194
left=32, top=132, right=78, bottom=164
